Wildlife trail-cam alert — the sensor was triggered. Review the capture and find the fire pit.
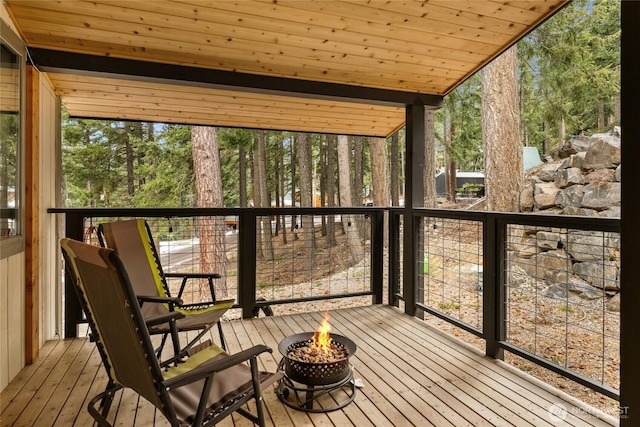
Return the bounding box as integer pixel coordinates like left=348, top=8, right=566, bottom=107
left=276, top=314, right=358, bottom=412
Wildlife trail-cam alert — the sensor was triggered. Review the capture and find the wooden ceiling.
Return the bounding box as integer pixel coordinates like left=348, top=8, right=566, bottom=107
left=6, top=0, right=567, bottom=137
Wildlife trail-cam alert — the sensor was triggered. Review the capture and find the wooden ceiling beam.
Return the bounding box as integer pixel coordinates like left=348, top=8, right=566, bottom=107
left=28, top=48, right=443, bottom=109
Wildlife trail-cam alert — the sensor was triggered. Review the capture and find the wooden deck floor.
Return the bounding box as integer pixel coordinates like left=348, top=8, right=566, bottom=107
left=1, top=305, right=618, bottom=427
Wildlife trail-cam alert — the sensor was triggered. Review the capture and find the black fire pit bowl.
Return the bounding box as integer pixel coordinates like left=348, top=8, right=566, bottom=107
left=278, top=332, right=357, bottom=385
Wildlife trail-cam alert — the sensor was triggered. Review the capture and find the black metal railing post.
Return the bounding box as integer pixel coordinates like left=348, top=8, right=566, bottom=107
left=238, top=210, right=257, bottom=319
left=388, top=210, right=401, bottom=307
left=371, top=209, right=384, bottom=304
left=483, top=213, right=504, bottom=360
left=64, top=211, right=85, bottom=338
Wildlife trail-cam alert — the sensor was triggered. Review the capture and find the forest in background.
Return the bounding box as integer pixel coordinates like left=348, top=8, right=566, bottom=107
left=61, top=0, right=620, bottom=212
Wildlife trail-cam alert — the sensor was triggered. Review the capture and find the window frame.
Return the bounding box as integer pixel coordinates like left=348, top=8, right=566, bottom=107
left=1, top=18, right=26, bottom=258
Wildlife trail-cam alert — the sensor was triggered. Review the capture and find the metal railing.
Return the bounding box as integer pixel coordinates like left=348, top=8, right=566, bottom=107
left=389, top=208, right=621, bottom=400
left=52, top=206, right=620, bottom=400
left=51, top=207, right=385, bottom=336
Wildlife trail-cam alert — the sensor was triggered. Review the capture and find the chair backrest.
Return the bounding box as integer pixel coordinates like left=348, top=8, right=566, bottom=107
left=61, top=238, right=168, bottom=413
left=98, top=219, right=170, bottom=317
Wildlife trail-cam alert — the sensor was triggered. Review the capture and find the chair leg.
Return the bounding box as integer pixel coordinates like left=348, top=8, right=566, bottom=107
left=250, top=358, right=267, bottom=427
left=217, top=321, right=226, bottom=351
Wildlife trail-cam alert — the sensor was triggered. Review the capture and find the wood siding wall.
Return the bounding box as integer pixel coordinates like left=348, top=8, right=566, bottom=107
left=0, top=63, right=59, bottom=392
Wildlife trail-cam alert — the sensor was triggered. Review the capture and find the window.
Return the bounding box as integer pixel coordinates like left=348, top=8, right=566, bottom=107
left=1, top=19, right=25, bottom=257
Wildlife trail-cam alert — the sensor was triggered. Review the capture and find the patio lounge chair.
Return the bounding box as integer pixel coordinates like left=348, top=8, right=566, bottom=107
left=98, top=219, right=234, bottom=356
left=60, top=238, right=282, bottom=427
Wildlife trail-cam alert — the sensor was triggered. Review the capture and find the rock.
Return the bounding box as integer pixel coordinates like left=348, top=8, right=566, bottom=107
left=555, top=168, right=583, bottom=188
left=573, top=261, right=618, bottom=290
left=606, top=294, right=620, bottom=312
left=599, top=207, right=621, bottom=218
left=584, top=139, right=621, bottom=169
left=582, top=182, right=621, bottom=210
left=535, top=193, right=557, bottom=210
left=584, top=168, right=615, bottom=184
left=614, top=165, right=621, bottom=182
left=567, top=230, right=615, bottom=261
left=536, top=231, right=566, bottom=250
left=555, top=185, right=584, bottom=208
left=559, top=136, right=597, bottom=158
left=563, top=206, right=598, bottom=216
left=513, top=249, right=572, bottom=283
left=567, top=276, right=603, bottom=300
left=569, top=152, right=587, bottom=169
left=537, top=163, right=562, bottom=181
left=544, top=276, right=603, bottom=300
left=535, top=182, right=560, bottom=195
left=520, top=187, right=534, bottom=212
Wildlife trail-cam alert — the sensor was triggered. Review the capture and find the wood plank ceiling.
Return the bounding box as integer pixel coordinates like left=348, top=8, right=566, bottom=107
left=6, top=0, right=567, bottom=137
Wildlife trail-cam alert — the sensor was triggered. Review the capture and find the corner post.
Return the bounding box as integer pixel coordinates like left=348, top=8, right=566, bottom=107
left=403, top=101, right=425, bottom=317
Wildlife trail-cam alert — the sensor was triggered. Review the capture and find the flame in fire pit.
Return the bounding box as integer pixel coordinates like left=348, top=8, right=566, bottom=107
left=312, top=312, right=332, bottom=353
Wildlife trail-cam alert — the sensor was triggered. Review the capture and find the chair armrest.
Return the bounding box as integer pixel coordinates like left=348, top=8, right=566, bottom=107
left=163, top=273, right=222, bottom=300
left=162, top=345, right=272, bottom=389
left=165, top=272, right=222, bottom=279
left=145, top=311, right=185, bottom=328
left=138, top=295, right=184, bottom=307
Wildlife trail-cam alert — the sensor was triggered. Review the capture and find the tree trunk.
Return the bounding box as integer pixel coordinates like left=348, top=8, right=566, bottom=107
left=192, top=126, right=227, bottom=298
left=370, top=136, right=390, bottom=247
left=424, top=110, right=437, bottom=208
left=337, top=135, right=364, bottom=261
left=297, top=132, right=316, bottom=269
left=559, top=116, right=566, bottom=149
left=446, top=119, right=457, bottom=203
left=390, top=132, right=399, bottom=206
left=481, top=45, right=523, bottom=213
left=544, top=121, right=551, bottom=159
left=319, top=135, right=327, bottom=236
left=125, top=122, right=135, bottom=196
left=239, top=144, right=247, bottom=207
left=597, top=100, right=605, bottom=133
left=326, top=135, right=337, bottom=247
left=290, top=137, right=299, bottom=237
left=279, top=138, right=287, bottom=244
left=352, top=136, right=365, bottom=239
left=257, top=130, right=273, bottom=260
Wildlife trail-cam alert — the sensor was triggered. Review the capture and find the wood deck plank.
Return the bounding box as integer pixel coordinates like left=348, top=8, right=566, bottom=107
left=367, top=306, right=615, bottom=427
left=0, top=306, right=618, bottom=427
left=4, top=339, right=85, bottom=426
left=341, top=306, right=547, bottom=426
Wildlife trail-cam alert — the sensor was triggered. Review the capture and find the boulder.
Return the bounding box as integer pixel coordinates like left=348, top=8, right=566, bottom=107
left=555, top=185, right=584, bottom=208
left=536, top=230, right=566, bottom=250
left=559, top=136, right=597, bottom=158
left=582, top=182, right=621, bottom=210
left=599, top=207, right=621, bottom=218
left=512, top=249, right=572, bottom=283
left=606, top=294, right=620, bottom=312
left=563, top=206, right=598, bottom=216
left=614, top=165, right=621, bottom=182
left=573, top=261, right=618, bottom=290
left=535, top=193, right=557, bottom=210
left=545, top=276, right=602, bottom=300
left=555, top=168, right=583, bottom=188
left=519, top=187, right=534, bottom=212
left=584, top=168, right=615, bottom=184
left=583, top=139, right=621, bottom=169
left=537, top=163, right=562, bottom=182
left=567, top=230, right=615, bottom=262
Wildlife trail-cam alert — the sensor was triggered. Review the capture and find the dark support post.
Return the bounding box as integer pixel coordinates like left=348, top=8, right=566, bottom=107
left=620, top=2, right=640, bottom=424
left=371, top=210, right=384, bottom=304
left=388, top=210, right=400, bottom=307
left=64, top=212, right=85, bottom=338
left=238, top=211, right=257, bottom=319
left=403, top=102, right=425, bottom=317
left=483, top=214, right=504, bottom=360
